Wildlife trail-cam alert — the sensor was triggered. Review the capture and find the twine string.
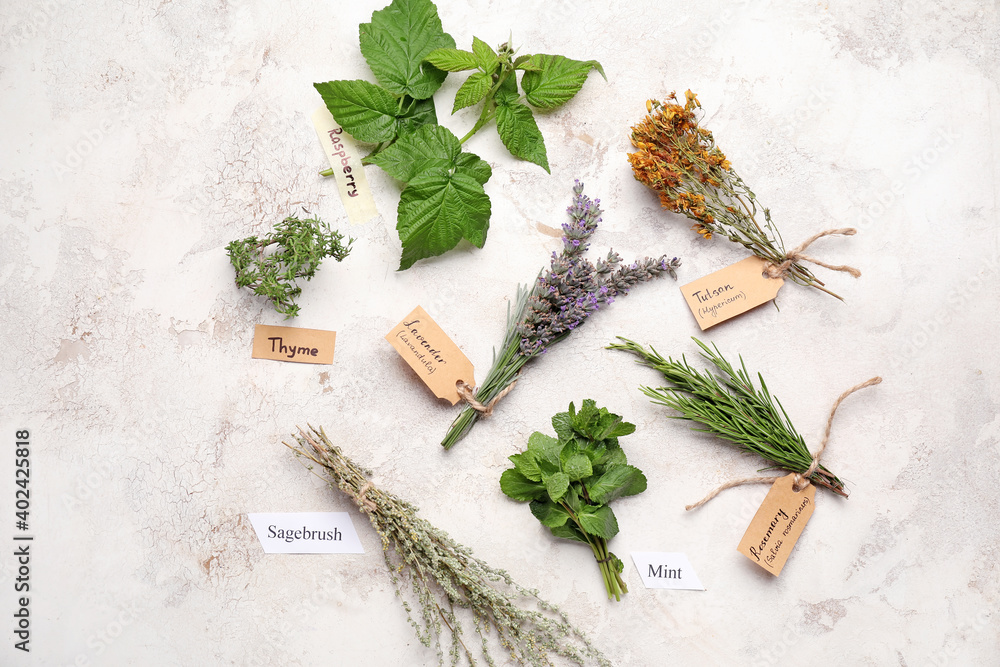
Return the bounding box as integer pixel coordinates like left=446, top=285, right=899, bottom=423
left=763, top=228, right=862, bottom=280
left=456, top=378, right=519, bottom=418
left=685, top=376, right=882, bottom=511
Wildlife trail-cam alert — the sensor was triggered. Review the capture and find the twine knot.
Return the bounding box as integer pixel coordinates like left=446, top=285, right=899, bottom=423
left=456, top=378, right=519, bottom=417
left=763, top=228, right=862, bottom=280
left=352, top=481, right=376, bottom=512
left=685, top=376, right=882, bottom=511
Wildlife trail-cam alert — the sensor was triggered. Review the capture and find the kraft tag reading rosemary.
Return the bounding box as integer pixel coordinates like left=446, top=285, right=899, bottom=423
left=311, top=107, right=377, bottom=225
left=252, top=324, right=336, bottom=364
left=680, top=256, right=783, bottom=330
left=385, top=306, right=475, bottom=405
left=248, top=512, right=364, bottom=554
left=737, top=474, right=815, bottom=576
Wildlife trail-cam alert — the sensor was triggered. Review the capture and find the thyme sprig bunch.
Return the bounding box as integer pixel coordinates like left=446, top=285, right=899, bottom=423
left=287, top=426, right=610, bottom=667
left=226, top=214, right=352, bottom=318
left=628, top=91, right=854, bottom=299
left=441, top=181, right=680, bottom=449
left=608, top=337, right=847, bottom=497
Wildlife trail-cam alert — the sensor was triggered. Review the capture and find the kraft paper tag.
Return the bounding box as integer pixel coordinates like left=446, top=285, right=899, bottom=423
left=631, top=552, right=706, bottom=590
left=680, top=256, right=783, bottom=330
left=385, top=306, right=475, bottom=405
left=252, top=324, right=336, bottom=365
left=248, top=512, right=364, bottom=554
left=311, top=107, right=378, bottom=225
left=737, top=474, right=815, bottom=576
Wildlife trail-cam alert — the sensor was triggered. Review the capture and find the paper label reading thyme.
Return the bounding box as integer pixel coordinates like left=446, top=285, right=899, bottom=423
left=252, top=324, right=336, bottom=365
left=680, top=257, right=783, bottom=330
left=311, top=107, right=378, bottom=225
left=737, top=474, right=815, bottom=576
left=385, top=306, right=475, bottom=405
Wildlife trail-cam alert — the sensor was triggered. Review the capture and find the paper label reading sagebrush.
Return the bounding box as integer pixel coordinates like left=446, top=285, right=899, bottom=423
left=252, top=324, right=336, bottom=365
left=737, top=474, right=815, bottom=576
left=680, top=256, right=783, bottom=330
left=385, top=306, right=475, bottom=405
left=311, top=107, right=378, bottom=225
left=631, top=552, right=706, bottom=590
left=248, top=512, right=364, bottom=554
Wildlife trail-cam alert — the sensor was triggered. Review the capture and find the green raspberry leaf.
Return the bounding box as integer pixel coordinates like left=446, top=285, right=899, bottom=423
left=587, top=465, right=647, bottom=504
left=314, top=80, right=400, bottom=143
left=424, top=47, right=478, bottom=72
left=495, top=101, right=549, bottom=172
left=396, top=159, right=492, bottom=270
left=500, top=468, right=546, bottom=501
left=513, top=54, right=541, bottom=71
left=359, top=0, right=456, bottom=100
left=521, top=54, right=605, bottom=110
left=398, top=96, right=439, bottom=134
left=454, top=152, right=492, bottom=185
left=578, top=504, right=619, bottom=540
left=471, top=36, right=498, bottom=72
left=544, top=471, right=570, bottom=502
left=453, top=70, right=492, bottom=113
left=366, top=124, right=459, bottom=182
left=529, top=499, right=571, bottom=528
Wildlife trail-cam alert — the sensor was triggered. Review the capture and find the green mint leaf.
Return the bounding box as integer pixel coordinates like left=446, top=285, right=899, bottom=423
left=471, top=36, right=498, bottom=72
left=587, top=465, right=647, bottom=504
left=529, top=499, right=571, bottom=528
left=399, top=96, right=439, bottom=134
left=424, top=47, right=478, bottom=72
left=452, top=70, right=492, bottom=112
left=549, top=521, right=588, bottom=544
left=544, top=472, right=570, bottom=502
left=551, top=411, right=574, bottom=441
left=513, top=54, right=541, bottom=71
left=396, top=166, right=491, bottom=270
left=500, top=468, right=545, bottom=501
left=359, top=0, right=456, bottom=100
left=509, top=452, right=542, bottom=482
left=495, top=101, right=550, bottom=172
left=577, top=505, right=619, bottom=540
left=527, top=432, right=562, bottom=460
left=366, top=124, right=459, bottom=182
left=594, top=447, right=627, bottom=469
left=314, top=80, right=400, bottom=143
left=521, top=54, right=605, bottom=110
left=562, top=453, right=593, bottom=482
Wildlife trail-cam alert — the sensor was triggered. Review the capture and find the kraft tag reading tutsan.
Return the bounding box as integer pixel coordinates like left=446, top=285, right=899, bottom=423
left=252, top=324, right=336, bottom=365
left=311, top=107, right=378, bottom=225
left=385, top=306, right=475, bottom=405
left=737, top=473, right=815, bottom=576
left=679, top=256, right=783, bottom=330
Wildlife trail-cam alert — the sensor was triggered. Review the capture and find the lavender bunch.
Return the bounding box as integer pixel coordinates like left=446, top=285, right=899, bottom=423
left=442, top=181, right=680, bottom=449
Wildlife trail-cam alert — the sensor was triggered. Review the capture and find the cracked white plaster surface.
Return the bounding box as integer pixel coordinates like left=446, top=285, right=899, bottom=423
left=1, top=0, right=998, bottom=665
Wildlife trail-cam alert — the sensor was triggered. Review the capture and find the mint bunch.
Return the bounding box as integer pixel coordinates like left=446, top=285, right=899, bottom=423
left=500, top=400, right=646, bottom=601
left=314, top=0, right=604, bottom=270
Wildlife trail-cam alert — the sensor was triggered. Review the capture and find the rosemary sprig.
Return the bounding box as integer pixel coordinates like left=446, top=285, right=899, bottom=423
left=628, top=91, right=855, bottom=300
left=608, top=337, right=847, bottom=497
left=286, top=426, right=611, bottom=667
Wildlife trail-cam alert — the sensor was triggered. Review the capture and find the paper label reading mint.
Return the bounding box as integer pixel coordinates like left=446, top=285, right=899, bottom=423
left=248, top=512, right=364, bottom=554
left=385, top=306, right=475, bottom=405
left=679, top=256, right=783, bottom=330
left=631, top=552, right=706, bottom=590
left=311, top=107, right=378, bottom=225
left=736, top=474, right=815, bottom=576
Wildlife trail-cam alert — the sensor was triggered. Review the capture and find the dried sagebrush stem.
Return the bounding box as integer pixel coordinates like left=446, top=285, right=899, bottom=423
left=286, top=426, right=610, bottom=667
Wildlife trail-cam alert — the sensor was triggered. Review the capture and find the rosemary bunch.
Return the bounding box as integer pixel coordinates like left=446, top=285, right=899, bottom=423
left=608, top=337, right=846, bottom=496
left=441, top=181, right=680, bottom=449
left=287, top=426, right=610, bottom=667
left=226, top=214, right=352, bottom=318
left=628, top=91, right=853, bottom=299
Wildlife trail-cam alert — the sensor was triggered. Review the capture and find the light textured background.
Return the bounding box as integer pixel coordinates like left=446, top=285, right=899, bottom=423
left=1, top=0, right=998, bottom=665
